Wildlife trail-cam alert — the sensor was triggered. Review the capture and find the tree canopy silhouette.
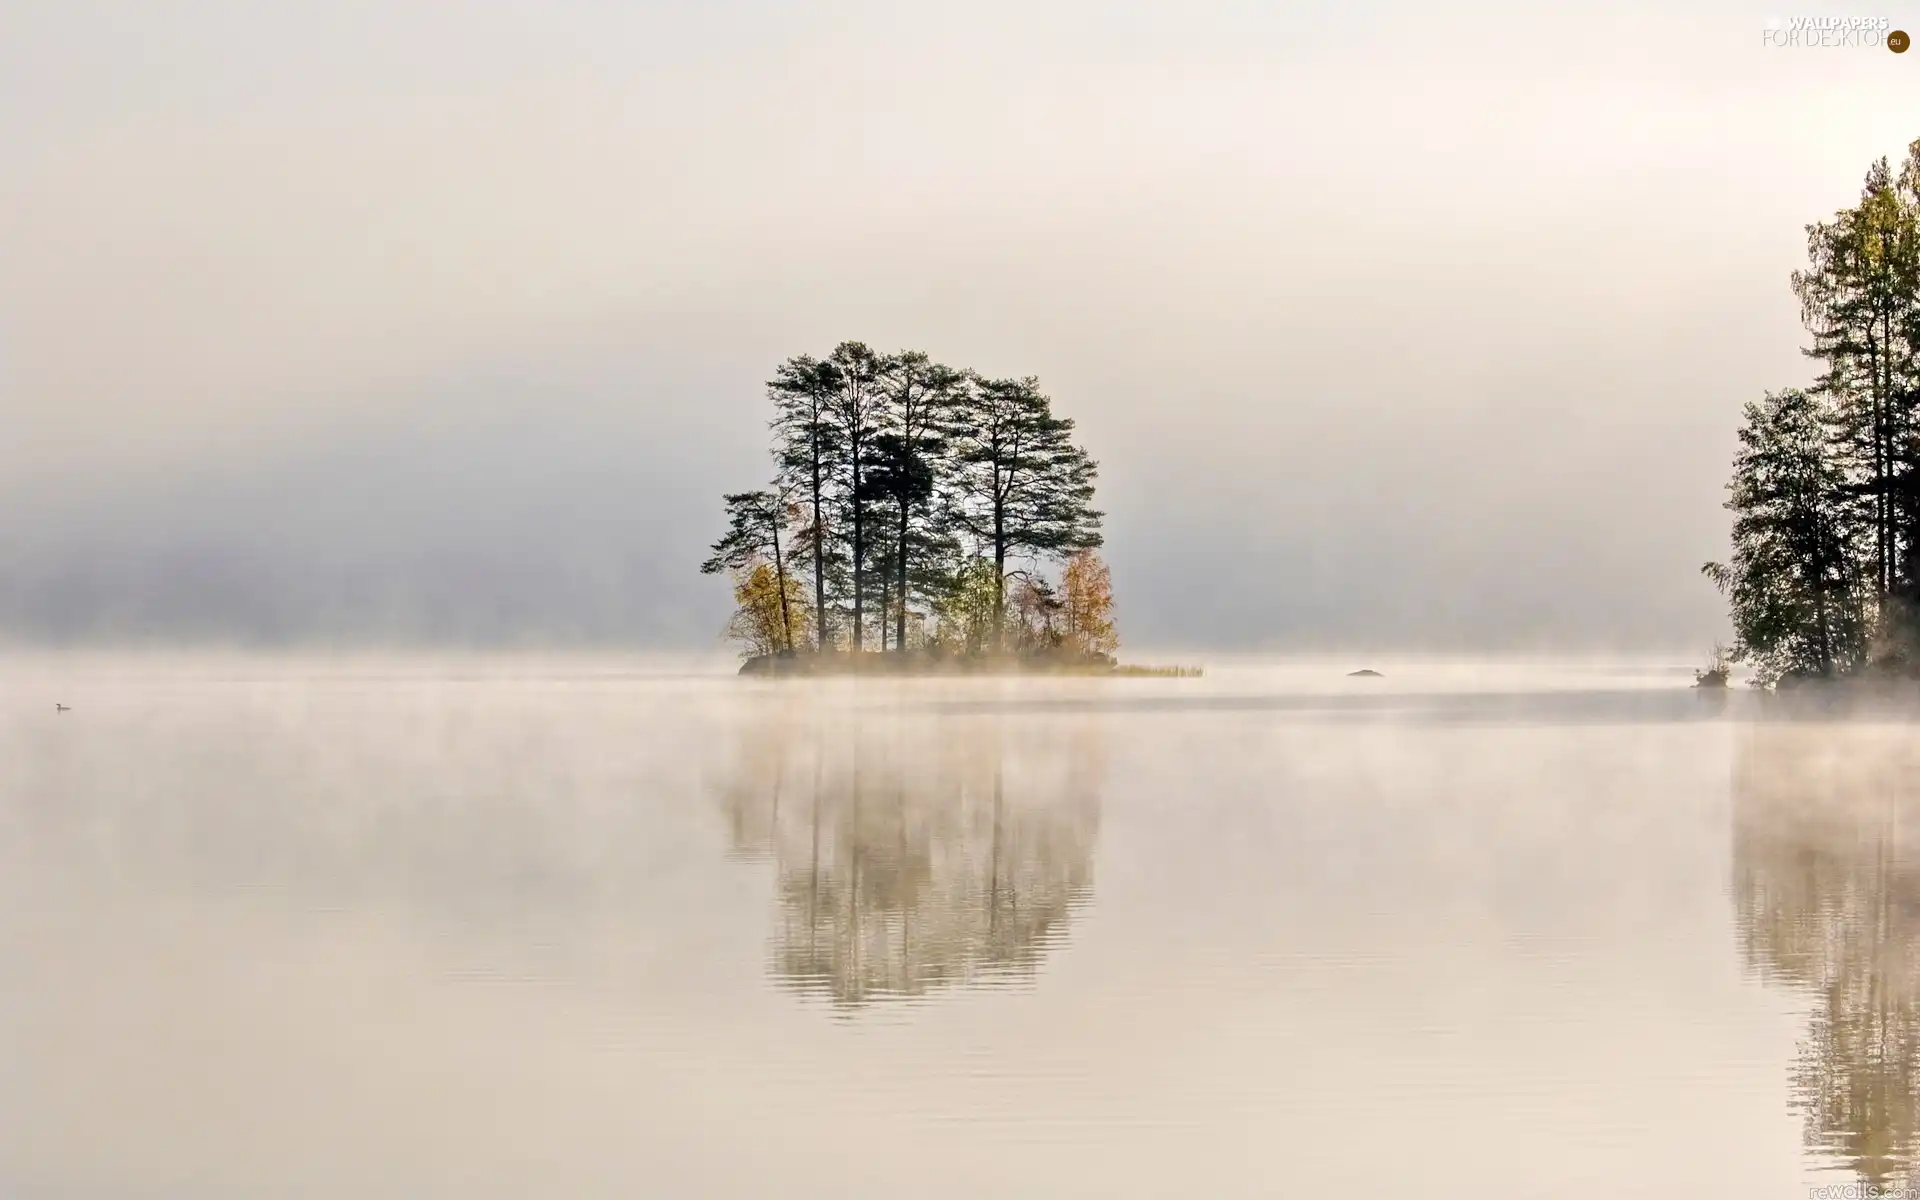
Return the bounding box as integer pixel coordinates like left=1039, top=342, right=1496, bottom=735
left=707, top=344, right=1112, bottom=668
left=1709, top=138, right=1920, bottom=684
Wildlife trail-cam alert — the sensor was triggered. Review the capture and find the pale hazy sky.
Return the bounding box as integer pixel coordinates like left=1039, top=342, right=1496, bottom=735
left=1, top=0, right=1915, bottom=649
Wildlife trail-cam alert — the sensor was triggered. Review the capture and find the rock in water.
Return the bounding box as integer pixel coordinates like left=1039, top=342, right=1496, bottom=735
left=1347, top=669, right=1383, bottom=677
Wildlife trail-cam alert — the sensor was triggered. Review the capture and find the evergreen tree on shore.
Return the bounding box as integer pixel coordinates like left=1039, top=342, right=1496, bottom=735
left=1711, top=138, right=1920, bottom=684
left=871, top=351, right=960, bottom=650
left=1705, top=389, right=1867, bottom=684
left=824, top=342, right=886, bottom=654
left=769, top=356, right=842, bottom=653
left=947, top=375, right=1103, bottom=650
left=1792, top=146, right=1920, bottom=627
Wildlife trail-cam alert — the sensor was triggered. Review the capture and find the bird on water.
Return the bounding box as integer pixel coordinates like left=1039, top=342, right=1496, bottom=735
left=54, top=704, right=70, bottom=713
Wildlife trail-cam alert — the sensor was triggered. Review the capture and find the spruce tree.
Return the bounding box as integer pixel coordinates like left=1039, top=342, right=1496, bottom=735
left=1704, top=388, right=1868, bottom=684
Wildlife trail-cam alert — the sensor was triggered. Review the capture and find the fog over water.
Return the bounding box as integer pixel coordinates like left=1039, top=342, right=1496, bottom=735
left=8, top=656, right=1920, bottom=1194
left=7, top=7, right=1920, bottom=1190
left=3, top=1, right=1915, bottom=649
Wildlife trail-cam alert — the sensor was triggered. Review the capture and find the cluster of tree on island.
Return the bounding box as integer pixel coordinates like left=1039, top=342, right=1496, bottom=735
left=1706, top=139, right=1920, bottom=686
left=702, top=341, right=1116, bottom=665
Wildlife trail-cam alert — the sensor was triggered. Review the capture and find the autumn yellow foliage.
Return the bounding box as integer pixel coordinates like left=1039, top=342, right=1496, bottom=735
left=1061, top=550, right=1117, bottom=656
left=726, top=562, right=813, bottom=657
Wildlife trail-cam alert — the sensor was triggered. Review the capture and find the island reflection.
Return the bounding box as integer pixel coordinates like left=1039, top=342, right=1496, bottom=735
left=715, top=705, right=1102, bottom=1010
left=1735, top=721, right=1920, bottom=1188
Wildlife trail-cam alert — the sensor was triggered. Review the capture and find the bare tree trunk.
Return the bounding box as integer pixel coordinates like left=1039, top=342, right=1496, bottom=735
left=852, top=514, right=864, bottom=654
left=771, top=509, right=793, bottom=652
left=811, top=449, right=828, bottom=653
left=896, top=499, right=910, bottom=651
left=851, top=442, right=865, bottom=656
left=993, top=502, right=1006, bottom=654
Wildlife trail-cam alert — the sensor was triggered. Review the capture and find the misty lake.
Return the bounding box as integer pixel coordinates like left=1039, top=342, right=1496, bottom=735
left=0, top=656, right=1913, bottom=1196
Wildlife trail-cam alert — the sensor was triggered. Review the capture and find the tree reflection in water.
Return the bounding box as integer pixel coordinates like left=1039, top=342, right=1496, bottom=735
left=1735, top=721, right=1920, bottom=1188
left=714, top=704, right=1102, bottom=1010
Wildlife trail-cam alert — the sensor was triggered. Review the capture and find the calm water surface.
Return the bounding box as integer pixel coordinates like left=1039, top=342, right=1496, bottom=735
left=0, top=656, right=1909, bottom=1196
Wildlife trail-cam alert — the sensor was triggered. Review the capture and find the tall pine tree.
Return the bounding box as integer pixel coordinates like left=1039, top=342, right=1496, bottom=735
left=947, top=375, right=1103, bottom=649
left=769, top=355, right=842, bottom=652
left=871, top=351, right=961, bottom=651
left=824, top=342, right=885, bottom=653
left=1792, top=146, right=1920, bottom=639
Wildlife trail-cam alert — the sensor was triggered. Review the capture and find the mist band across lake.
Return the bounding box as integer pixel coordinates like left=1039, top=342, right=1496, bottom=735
left=0, top=655, right=1908, bottom=1195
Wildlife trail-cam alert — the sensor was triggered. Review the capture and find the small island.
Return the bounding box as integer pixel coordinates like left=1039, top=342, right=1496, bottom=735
left=702, top=341, right=1195, bottom=677
left=1704, top=137, right=1920, bottom=689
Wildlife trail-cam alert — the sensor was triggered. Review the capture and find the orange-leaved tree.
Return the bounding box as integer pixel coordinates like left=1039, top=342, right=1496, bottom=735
left=1061, top=550, right=1117, bottom=657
